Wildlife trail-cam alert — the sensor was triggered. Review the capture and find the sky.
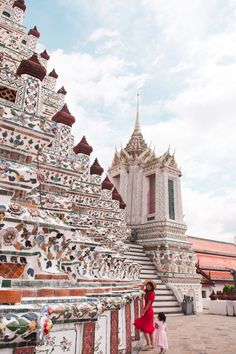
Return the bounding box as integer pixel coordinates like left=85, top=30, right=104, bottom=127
left=24, top=0, right=236, bottom=243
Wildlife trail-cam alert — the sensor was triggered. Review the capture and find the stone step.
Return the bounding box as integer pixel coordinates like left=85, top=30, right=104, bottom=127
left=139, top=275, right=160, bottom=280
left=139, top=273, right=158, bottom=279
left=125, top=255, right=149, bottom=261
left=139, top=265, right=156, bottom=270
left=125, top=252, right=146, bottom=257
left=154, top=300, right=180, bottom=307
left=126, top=243, right=143, bottom=249
left=154, top=295, right=176, bottom=301
left=155, top=289, right=173, bottom=295
left=126, top=243, right=183, bottom=316
left=126, top=254, right=145, bottom=259
left=134, top=258, right=152, bottom=263
left=125, top=249, right=145, bottom=254
left=140, top=269, right=157, bottom=275
left=154, top=289, right=171, bottom=293
left=134, top=258, right=150, bottom=267
left=153, top=306, right=182, bottom=313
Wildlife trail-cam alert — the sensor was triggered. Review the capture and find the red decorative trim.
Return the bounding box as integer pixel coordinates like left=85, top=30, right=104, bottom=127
left=110, top=310, right=119, bottom=354
left=16, top=53, right=46, bottom=81
left=28, top=26, right=40, bottom=38
left=90, top=158, right=104, bottom=176
left=119, top=195, right=126, bottom=209
left=14, top=347, right=35, bottom=354
left=112, top=187, right=120, bottom=201
left=73, top=135, right=93, bottom=155
left=125, top=303, right=132, bottom=354
left=102, top=176, right=113, bottom=190
left=112, top=188, right=126, bottom=209
left=82, top=322, right=95, bottom=354
left=40, top=50, right=50, bottom=60
left=52, top=104, right=75, bottom=127
left=13, top=0, right=26, bottom=12
left=48, top=68, right=58, bottom=79
left=57, top=86, right=67, bottom=95
left=134, top=299, right=140, bottom=340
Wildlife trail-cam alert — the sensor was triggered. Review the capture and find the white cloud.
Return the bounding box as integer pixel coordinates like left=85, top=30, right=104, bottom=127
left=88, top=28, right=118, bottom=42
left=47, top=48, right=149, bottom=171
left=183, top=186, right=236, bottom=243
left=49, top=49, right=148, bottom=107
left=51, top=0, right=236, bottom=242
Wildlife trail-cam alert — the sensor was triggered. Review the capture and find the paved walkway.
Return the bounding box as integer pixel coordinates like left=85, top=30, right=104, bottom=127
left=133, top=314, right=236, bottom=354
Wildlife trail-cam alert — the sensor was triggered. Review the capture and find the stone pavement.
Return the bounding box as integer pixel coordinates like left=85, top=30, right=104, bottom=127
left=133, top=313, right=236, bottom=354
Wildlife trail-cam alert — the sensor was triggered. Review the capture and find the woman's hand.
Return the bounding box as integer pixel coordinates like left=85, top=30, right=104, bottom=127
left=155, top=323, right=159, bottom=329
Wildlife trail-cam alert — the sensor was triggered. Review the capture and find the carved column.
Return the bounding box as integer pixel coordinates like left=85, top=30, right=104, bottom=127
left=110, top=310, right=119, bottom=354
left=125, top=303, right=132, bottom=354
left=82, top=321, right=96, bottom=354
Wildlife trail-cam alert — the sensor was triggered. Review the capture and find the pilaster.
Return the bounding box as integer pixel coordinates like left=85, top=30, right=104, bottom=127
left=27, top=34, right=38, bottom=51
left=125, top=303, right=131, bottom=354
left=134, top=299, right=140, bottom=340
left=110, top=310, right=119, bottom=354
left=22, top=76, right=41, bottom=115
left=82, top=321, right=95, bottom=354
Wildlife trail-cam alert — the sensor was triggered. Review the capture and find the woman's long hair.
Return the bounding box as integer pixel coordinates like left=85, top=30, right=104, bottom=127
left=145, top=281, right=154, bottom=298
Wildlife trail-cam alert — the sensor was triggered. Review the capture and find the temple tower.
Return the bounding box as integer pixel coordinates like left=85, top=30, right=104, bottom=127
left=109, top=94, right=185, bottom=235
left=109, top=95, right=202, bottom=311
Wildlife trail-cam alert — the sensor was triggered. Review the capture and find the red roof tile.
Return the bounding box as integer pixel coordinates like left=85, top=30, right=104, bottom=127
left=188, top=236, right=236, bottom=256
left=197, top=253, right=236, bottom=269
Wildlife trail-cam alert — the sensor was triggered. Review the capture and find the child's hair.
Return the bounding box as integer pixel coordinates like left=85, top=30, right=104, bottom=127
left=158, top=312, right=166, bottom=322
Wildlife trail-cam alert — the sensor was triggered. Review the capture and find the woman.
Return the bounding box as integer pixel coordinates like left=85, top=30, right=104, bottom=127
left=134, top=279, right=156, bottom=351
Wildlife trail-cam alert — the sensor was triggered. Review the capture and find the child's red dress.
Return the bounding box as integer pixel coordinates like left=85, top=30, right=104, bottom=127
left=134, top=291, right=155, bottom=333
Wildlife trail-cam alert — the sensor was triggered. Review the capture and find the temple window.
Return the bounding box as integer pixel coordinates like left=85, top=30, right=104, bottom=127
left=2, top=11, right=11, bottom=18
left=0, top=86, right=17, bottom=103
left=21, top=40, right=27, bottom=45
left=168, top=179, right=175, bottom=220
left=147, top=174, right=155, bottom=215
left=202, top=290, right=206, bottom=298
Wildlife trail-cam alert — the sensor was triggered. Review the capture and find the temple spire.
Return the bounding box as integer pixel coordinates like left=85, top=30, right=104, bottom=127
left=134, top=93, right=141, bottom=134
left=123, top=93, right=149, bottom=157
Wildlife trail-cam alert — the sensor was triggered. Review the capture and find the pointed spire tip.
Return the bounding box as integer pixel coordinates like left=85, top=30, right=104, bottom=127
left=134, top=93, right=141, bottom=134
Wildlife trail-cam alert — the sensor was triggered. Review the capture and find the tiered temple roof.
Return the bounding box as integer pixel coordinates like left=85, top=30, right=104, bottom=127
left=111, top=95, right=180, bottom=174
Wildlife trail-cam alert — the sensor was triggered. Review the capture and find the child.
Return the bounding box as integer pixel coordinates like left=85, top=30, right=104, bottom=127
left=155, top=312, right=168, bottom=353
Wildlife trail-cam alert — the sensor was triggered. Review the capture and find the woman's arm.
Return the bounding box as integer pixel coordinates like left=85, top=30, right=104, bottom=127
left=142, top=300, right=152, bottom=314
